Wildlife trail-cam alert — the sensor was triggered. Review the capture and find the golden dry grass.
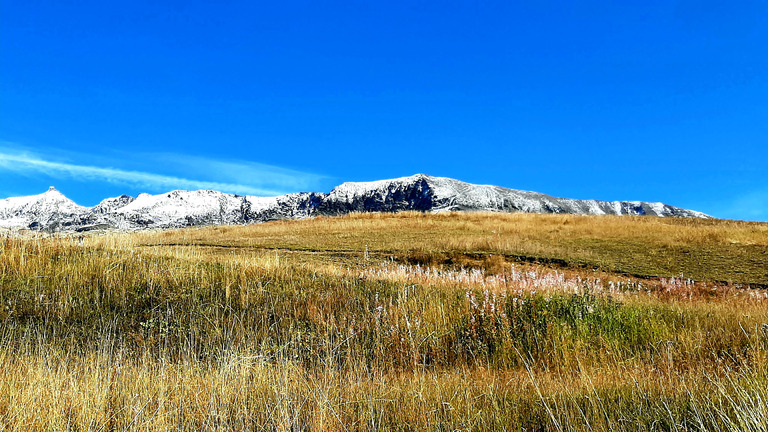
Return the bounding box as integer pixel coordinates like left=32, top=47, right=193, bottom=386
left=1, top=212, right=767, bottom=431
left=135, top=212, right=768, bottom=285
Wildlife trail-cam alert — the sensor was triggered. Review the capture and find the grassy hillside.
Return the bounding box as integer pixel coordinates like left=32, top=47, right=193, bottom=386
left=1, top=213, right=767, bottom=431
left=145, top=212, right=768, bottom=285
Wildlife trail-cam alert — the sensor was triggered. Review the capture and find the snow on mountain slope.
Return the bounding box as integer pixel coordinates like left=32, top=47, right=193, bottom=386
left=321, top=174, right=432, bottom=214
left=110, top=190, right=250, bottom=229
left=0, top=187, right=89, bottom=230
left=326, top=174, right=710, bottom=218
left=245, top=192, right=325, bottom=222
left=0, top=174, right=711, bottom=231
left=92, top=195, right=135, bottom=214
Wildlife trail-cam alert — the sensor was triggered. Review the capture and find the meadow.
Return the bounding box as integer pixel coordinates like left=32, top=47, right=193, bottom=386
left=1, top=212, right=767, bottom=431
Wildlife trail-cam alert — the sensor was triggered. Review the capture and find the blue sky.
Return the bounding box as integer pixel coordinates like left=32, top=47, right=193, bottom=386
left=1, top=1, right=766, bottom=220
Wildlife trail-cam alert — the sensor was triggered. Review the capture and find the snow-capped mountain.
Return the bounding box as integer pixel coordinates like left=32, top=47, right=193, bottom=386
left=0, top=187, right=91, bottom=230
left=323, top=175, right=709, bottom=218
left=0, top=174, right=710, bottom=231
left=108, top=190, right=250, bottom=229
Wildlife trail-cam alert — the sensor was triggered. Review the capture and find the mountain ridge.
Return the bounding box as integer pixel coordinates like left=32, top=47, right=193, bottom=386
left=0, top=174, right=711, bottom=232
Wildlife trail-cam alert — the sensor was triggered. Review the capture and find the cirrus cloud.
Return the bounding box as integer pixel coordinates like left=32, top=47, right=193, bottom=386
left=0, top=144, right=325, bottom=197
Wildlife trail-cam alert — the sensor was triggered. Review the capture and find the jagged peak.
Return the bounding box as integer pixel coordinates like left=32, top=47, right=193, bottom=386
left=42, top=186, right=67, bottom=197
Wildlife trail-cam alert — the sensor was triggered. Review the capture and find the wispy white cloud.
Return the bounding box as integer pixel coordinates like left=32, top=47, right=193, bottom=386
left=143, top=152, right=324, bottom=191
left=0, top=146, right=322, bottom=196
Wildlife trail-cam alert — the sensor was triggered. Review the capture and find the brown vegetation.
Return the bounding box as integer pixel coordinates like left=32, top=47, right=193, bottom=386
left=1, top=212, right=767, bottom=430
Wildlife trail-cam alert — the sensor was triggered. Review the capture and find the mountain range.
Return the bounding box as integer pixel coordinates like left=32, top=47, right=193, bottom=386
left=0, top=174, right=710, bottom=232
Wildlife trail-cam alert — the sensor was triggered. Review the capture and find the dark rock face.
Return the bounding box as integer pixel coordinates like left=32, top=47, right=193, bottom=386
left=318, top=176, right=434, bottom=215
left=244, top=193, right=326, bottom=222
left=0, top=174, right=711, bottom=232
left=76, top=224, right=113, bottom=232
left=92, top=195, right=135, bottom=214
